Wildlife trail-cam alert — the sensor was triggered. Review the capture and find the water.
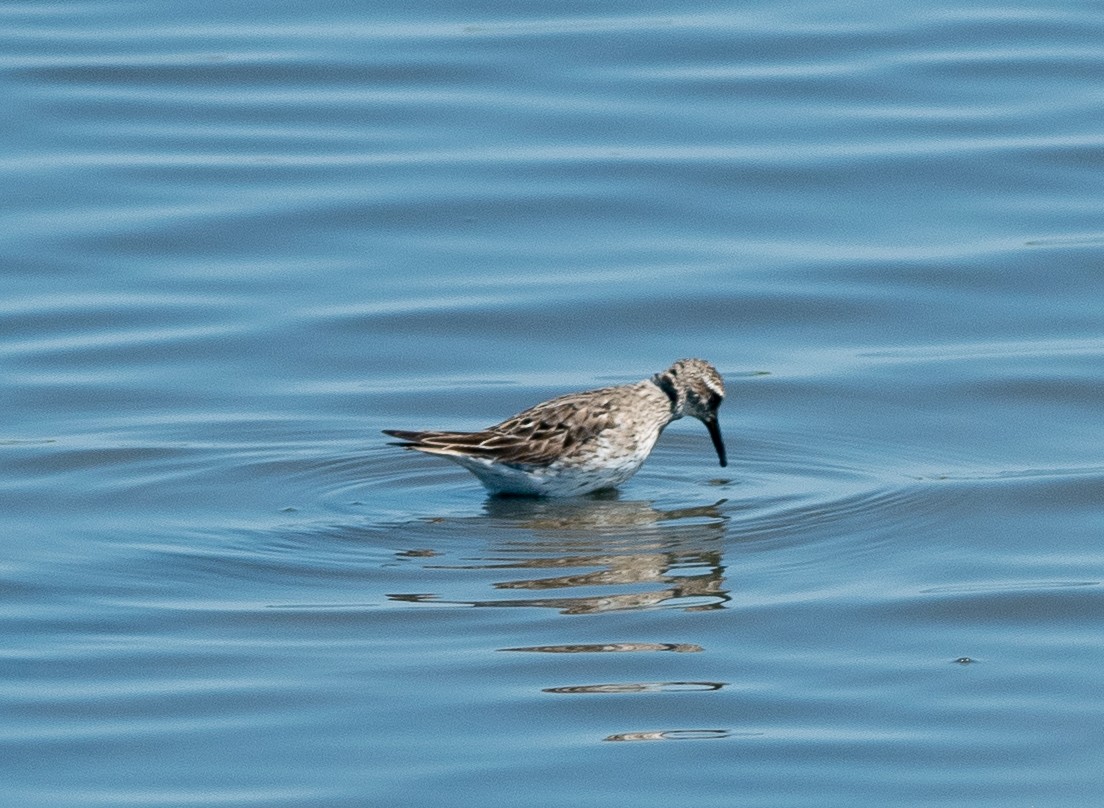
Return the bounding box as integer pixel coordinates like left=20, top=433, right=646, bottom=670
left=2, top=1, right=1103, bottom=805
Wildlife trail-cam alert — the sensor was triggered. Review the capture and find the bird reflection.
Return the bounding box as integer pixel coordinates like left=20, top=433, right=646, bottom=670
left=387, top=496, right=730, bottom=614
left=604, top=729, right=738, bottom=742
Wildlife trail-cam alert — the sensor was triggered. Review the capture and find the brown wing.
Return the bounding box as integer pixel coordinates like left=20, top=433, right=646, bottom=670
left=383, top=388, right=621, bottom=466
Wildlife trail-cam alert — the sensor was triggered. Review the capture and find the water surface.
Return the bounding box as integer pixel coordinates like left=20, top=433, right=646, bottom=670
left=2, top=1, right=1103, bottom=805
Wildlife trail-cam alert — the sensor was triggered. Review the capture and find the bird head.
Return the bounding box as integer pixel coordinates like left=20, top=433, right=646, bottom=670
left=654, top=358, right=727, bottom=467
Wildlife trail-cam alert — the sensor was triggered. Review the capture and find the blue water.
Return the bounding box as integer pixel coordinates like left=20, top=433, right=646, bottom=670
left=3, top=1, right=1103, bottom=805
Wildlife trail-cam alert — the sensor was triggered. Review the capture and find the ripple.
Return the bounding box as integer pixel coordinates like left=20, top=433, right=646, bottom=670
left=921, top=580, right=1098, bottom=595
left=543, top=681, right=725, bottom=695
left=604, top=729, right=742, bottom=742
left=131, top=520, right=397, bottom=589
left=889, top=581, right=1104, bottom=627
left=499, top=642, right=702, bottom=653
left=1026, top=234, right=1104, bottom=247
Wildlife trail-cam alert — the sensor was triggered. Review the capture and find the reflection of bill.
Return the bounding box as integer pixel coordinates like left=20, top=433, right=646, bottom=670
left=387, top=498, right=730, bottom=615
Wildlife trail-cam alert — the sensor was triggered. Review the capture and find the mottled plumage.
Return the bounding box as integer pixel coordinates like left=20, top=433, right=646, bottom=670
left=384, top=358, right=726, bottom=496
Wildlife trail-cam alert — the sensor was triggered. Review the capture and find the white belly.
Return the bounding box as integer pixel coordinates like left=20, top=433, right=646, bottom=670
left=447, top=431, right=659, bottom=497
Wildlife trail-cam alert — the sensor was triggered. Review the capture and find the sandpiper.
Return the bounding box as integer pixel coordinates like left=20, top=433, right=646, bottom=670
left=383, top=358, right=726, bottom=497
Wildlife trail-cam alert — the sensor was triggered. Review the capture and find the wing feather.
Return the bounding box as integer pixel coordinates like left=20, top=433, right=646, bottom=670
left=383, top=387, right=622, bottom=466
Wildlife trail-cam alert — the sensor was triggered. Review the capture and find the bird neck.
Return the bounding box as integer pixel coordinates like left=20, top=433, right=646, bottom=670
left=651, top=373, right=681, bottom=415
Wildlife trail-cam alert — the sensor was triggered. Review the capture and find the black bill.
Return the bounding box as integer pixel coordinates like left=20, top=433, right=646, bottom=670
left=705, top=418, right=727, bottom=467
